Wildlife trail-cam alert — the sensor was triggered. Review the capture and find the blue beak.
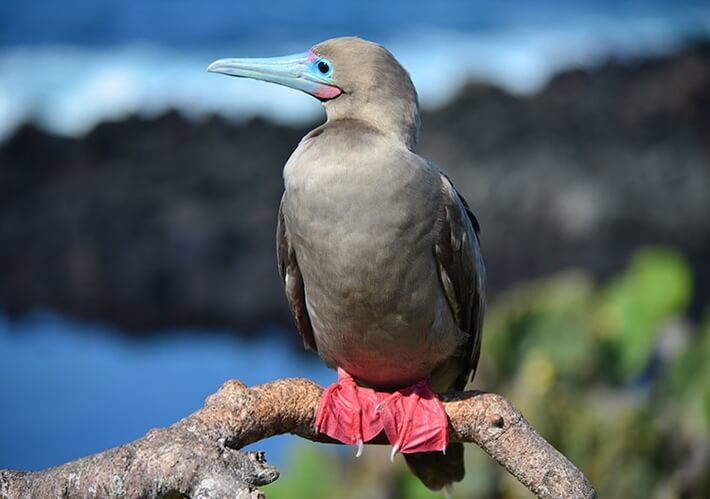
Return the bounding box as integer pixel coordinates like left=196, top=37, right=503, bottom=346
left=207, top=51, right=342, bottom=100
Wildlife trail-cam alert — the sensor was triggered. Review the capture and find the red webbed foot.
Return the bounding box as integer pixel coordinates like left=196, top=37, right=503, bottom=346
left=314, top=371, right=449, bottom=458
left=314, top=368, right=383, bottom=456
left=376, top=377, right=449, bottom=459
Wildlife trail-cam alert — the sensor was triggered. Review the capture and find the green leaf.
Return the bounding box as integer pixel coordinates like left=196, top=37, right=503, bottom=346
left=603, top=248, right=692, bottom=379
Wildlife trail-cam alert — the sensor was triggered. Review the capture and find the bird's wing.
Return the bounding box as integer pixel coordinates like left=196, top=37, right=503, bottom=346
left=276, top=195, right=317, bottom=351
left=434, top=173, right=486, bottom=390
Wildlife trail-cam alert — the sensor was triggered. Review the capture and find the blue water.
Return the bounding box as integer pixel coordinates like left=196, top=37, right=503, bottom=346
left=0, top=312, right=333, bottom=471
left=0, top=0, right=708, bottom=141
left=1, top=0, right=708, bottom=49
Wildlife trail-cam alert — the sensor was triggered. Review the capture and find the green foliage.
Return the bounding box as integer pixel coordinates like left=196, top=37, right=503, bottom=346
left=661, top=317, right=710, bottom=434
left=397, top=471, right=443, bottom=499
left=263, top=444, right=340, bottom=499
left=267, top=248, right=707, bottom=499
left=603, top=248, right=692, bottom=380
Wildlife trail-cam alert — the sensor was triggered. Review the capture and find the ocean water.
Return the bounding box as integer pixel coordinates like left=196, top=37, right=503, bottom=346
left=0, top=0, right=709, bottom=140
left=0, top=312, right=334, bottom=471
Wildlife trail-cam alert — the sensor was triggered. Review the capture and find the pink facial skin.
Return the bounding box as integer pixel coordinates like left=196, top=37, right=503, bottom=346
left=313, top=85, right=343, bottom=99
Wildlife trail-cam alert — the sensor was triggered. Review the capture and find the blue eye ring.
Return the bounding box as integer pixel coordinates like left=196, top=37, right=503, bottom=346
left=315, top=58, right=333, bottom=77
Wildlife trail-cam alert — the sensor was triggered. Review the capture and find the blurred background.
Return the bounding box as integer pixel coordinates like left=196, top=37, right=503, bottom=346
left=1, top=0, right=709, bottom=497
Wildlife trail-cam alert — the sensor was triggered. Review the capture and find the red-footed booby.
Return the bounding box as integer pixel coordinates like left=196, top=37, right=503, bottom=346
left=208, top=36, right=485, bottom=491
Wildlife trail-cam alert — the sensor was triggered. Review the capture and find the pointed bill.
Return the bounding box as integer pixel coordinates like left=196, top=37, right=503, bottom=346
left=208, top=51, right=341, bottom=100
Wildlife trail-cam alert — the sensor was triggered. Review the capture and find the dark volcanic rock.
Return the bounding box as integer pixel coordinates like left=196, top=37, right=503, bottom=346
left=1, top=42, right=709, bottom=335
left=0, top=114, right=307, bottom=333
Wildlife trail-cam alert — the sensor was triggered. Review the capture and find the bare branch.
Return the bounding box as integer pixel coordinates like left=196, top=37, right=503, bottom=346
left=0, top=378, right=597, bottom=499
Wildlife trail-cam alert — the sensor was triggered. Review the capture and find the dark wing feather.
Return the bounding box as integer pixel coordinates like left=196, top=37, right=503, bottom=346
left=434, top=174, right=486, bottom=390
left=276, top=195, right=317, bottom=351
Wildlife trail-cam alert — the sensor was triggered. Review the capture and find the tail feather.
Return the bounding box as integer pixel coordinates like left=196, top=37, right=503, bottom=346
left=404, top=443, right=465, bottom=491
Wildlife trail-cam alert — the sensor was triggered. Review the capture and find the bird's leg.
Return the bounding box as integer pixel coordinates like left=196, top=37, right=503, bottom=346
left=314, top=367, right=383, bottom=455
left=375, top=377, right=449, bottom=458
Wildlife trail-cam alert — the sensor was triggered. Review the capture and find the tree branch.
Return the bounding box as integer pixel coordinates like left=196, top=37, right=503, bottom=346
left=0, top=378, right=597, bottom=499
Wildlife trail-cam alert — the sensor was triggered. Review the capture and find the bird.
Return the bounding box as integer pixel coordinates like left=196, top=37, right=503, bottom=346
left=208, top=36, right=485, bottom=491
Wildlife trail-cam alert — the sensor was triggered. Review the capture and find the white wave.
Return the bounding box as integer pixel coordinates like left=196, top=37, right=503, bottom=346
left=0, top=14, right=708, bottom=141
left=0, top=44, right=327, bottom=140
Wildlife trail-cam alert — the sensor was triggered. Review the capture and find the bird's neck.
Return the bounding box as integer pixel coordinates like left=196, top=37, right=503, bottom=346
left=323, top=93, right=420, bottom=151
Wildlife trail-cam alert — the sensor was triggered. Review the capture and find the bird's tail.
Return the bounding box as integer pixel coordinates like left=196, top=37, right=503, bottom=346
left=404, top=443, right=465, bottom=491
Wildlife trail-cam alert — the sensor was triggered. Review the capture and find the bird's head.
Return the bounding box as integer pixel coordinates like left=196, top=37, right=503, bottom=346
left=208, top=37, right=420, bottom=149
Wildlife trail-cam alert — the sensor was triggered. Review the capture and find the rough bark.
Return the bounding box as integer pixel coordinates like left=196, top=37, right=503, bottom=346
left=0, top=378, right=597, bottom=499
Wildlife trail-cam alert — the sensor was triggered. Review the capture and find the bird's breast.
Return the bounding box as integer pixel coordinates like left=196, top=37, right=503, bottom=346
left=281, top=138, right=460, bottom=386
left=284, top=146, right=435, bottom=312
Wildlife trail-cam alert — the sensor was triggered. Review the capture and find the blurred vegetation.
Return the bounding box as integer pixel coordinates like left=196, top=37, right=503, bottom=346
left=264, top=247, right=709, bottom=499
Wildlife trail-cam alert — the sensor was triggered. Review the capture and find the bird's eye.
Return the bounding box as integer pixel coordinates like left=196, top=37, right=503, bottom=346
left=317, top=60, right=331, bottom=75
